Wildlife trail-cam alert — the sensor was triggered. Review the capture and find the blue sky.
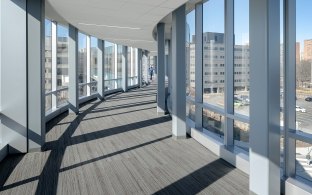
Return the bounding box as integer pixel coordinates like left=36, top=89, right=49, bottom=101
left=297, top=0, right=312, bottom=51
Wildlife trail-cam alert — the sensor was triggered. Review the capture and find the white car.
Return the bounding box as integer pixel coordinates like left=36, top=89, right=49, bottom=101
left=296, top=106, right=306, bottom=113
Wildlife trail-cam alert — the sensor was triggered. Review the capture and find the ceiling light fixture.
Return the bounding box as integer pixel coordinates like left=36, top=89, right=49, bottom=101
left=78, top=22, right=141, bottom=30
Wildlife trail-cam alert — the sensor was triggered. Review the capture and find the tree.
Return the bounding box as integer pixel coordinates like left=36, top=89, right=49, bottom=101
left=296, top=60, right=312, bottom=87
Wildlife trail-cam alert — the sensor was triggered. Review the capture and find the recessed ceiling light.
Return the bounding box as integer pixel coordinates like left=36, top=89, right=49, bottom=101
left=78, top=22, right=141, bottom=30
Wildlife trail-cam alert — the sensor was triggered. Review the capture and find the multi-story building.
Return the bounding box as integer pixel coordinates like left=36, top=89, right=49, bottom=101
left=296, top=42, right=301, bottom=65
left=187, top=32, right=250, bottom=96
left=304, top=39, right=312, bottom=61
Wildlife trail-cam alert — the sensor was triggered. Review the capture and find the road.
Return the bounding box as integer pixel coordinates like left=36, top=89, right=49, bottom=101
left=295, top=98, right=312, bottom=134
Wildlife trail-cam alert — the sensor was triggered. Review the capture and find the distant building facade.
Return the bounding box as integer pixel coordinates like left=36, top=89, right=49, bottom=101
left=187, top=32, right=250, bottom=96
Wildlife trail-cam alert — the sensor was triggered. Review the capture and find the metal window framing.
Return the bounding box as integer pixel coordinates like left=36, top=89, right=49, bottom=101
left=283, top=0, right=296, bottom=179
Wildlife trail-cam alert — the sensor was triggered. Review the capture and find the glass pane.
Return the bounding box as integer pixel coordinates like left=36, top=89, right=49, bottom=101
left=296, top=0, right=312, bottom=135
left=79, top=85, right=87, bottom=97
left=57, top=90, right=68, bottom=107
left=91, top=37, right=98, bottom=83
left=234, top=120, right=249, bottom=151
left=203, top=109, right=224, bottom=137
left=45, top=19, right=52, bottom=93
left=117, top=45, right=123, bottom=80
left=296, top=140, right=312, bottom=182
left=45, top=94, right=52, bottom=112
left=186, top=9, right=195, bottom=98
left=234, top=0, right=250, bottom=116
left=90, top=82, right=97, bottom=94
left=186, top=102, right=195, bottom=121
left=117, top=78, right=122, bottom=89
left=202, top=0, right=225, bottom=108
left=57, top=24, right=69, bottom=89
left=133, top=49, right=138, bottom=77
left=105, top=80, right=116, bottom=91
left=78, top=32, right=87, bottom=85
left=128, top=47, right=132, bottom=82
left=104, top=41, right=115, bottom=80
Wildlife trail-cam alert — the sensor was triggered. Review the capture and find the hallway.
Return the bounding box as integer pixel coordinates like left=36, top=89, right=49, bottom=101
left=0, top=84, right=249, bottom=195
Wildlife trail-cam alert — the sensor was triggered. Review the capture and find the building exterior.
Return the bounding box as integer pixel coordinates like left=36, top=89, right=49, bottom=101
left=296, top=42, right=301, bottom=65
left=304, top=39, right=312, bottom=61
left=188, top=32, right=250, bottom=96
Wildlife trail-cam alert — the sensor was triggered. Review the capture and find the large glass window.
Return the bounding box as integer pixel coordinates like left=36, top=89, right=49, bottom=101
left=45, top=19, right=52, bottom=112
left=104, top=41, right=116, bottom=90
left=117, top=45, right=123, bottom=88
left=91, top=37, right=98, bottom=94
left=78, top=32, right=87, bottom=97
left=234, top=0, right=250, bottom=116
left=296, top=0, right=312, bottom=136
left=295, top=0, right=312, bottom=182
left=56, top=24, right=69, bottom=106
left=127, top=47, right=138, bottom=86
left=186, top=9, right=195, bottom=98
left=202, top=0, right=225, bottom=108
left=132, top=48, right=138, bottom=85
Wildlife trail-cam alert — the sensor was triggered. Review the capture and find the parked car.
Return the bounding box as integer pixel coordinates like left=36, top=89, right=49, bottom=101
left=296, top=105, right=306, bottom=113
left=305, top=97, right=312, bottom=102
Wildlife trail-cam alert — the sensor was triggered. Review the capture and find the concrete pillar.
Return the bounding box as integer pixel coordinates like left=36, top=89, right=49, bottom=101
left=249, top=0, right=280, bottom=194
left=68, top=25, right=79, bottom=114
left=0, top=0, right=45, bottom=152
left=97, top=40, right=105, bottom=100
left=171, top=4, right=186, bottom=139
left=195, top=3, right=203, bottom=130
left=224, top=0, right=234, bottom=146
left=157, top=23, right=166, bottom=114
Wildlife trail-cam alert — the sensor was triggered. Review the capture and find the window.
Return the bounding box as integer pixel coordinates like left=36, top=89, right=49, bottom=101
left=90, top=37, right=98, bottom=94
left=186, top=9, right=196, bottom=98
left=45, top=19, right=52, bottom=112
left=78, top=32, right=87, bottom=97
left=202, top=0, right=225, bottom=108
left=104, top=41, right=116, bottom=90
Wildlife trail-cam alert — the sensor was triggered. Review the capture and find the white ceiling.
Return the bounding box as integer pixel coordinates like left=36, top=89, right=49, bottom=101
left=46, top=0, right=188, bottom=52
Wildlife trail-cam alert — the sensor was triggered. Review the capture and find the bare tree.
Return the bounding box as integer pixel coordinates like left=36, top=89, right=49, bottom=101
left=296, top=60, right=311, bottom=87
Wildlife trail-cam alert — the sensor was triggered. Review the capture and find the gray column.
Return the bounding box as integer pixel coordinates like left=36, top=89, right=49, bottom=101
left=157, top=23, right=166, bottom=114
left=224, top=0, right=234, bottom=146
left=249, top=0, right=280, bottom=194
left=195, top=3, right=203, bottom=130
left=172, top=4, right=186, bottom=139
left=97, top=40, right=105, bottom=100
left=138, top=49, right=143, bottom=88
left=122, top=46, right=128, bottom=92
left=68, top=25, right=79, bottom=114
left=1, top=0, right=28, bottom=153
left=27, top=0, right=45, bottom=151
left=284, top=0, right=296, bottom=178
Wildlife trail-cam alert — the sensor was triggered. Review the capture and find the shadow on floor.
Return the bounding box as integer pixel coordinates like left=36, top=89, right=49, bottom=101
left=154, top=159, right=235, bottom=195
